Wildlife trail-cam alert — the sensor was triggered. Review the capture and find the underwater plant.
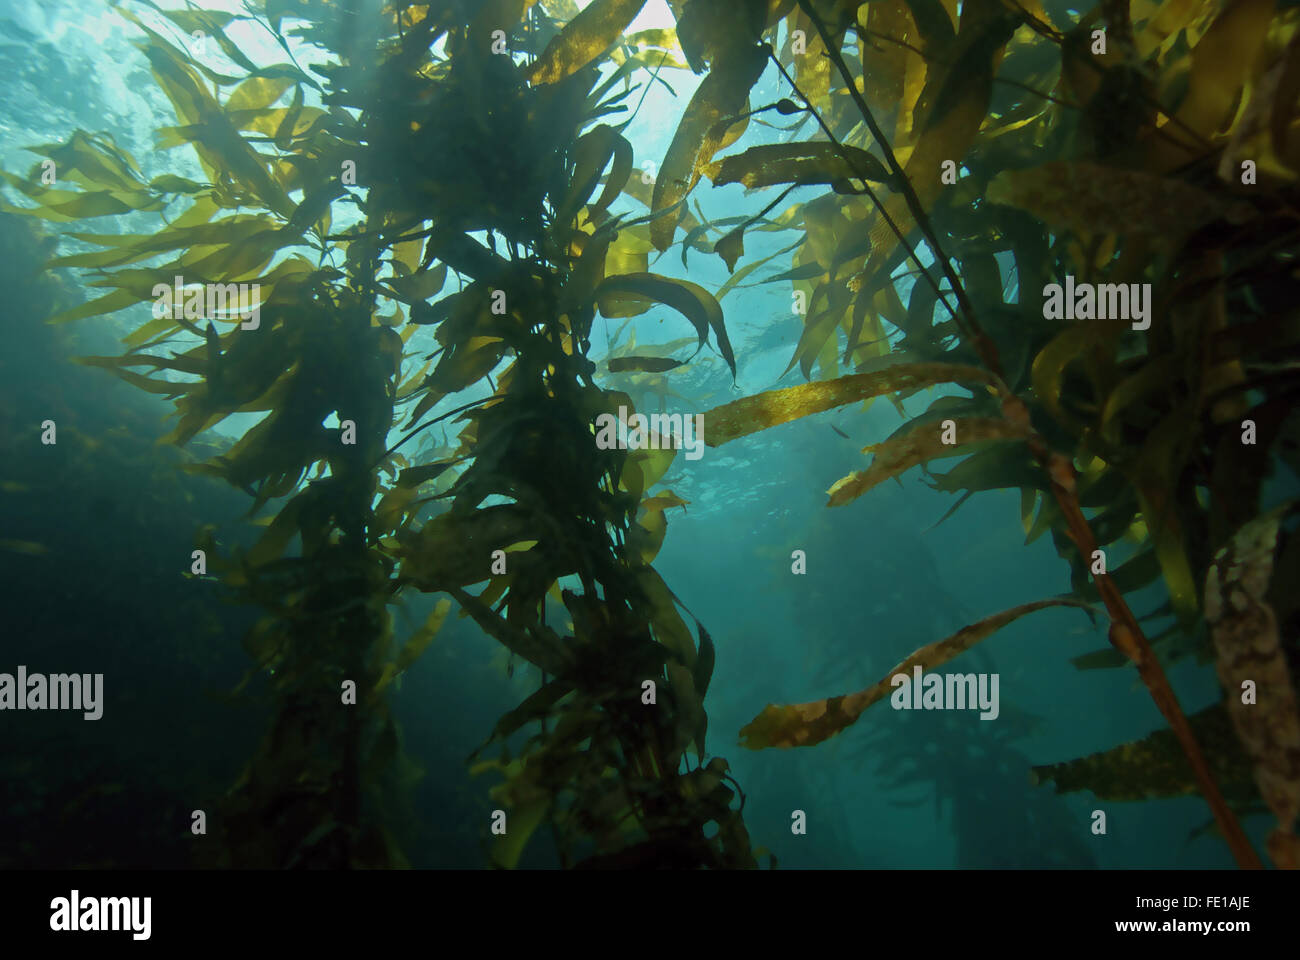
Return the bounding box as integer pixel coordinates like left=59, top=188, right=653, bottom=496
left=6, top=0, right=1300, bottom=873
left=632, top=0, right=1300, bottom=868
left=1, top=0, right=765, bottom=868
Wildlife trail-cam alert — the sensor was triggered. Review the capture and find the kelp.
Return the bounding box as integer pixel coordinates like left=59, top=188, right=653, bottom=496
left=740, top=598, right=1092, bottom=749
left=10, top=0, right=1300, bottom=871
left=683, top=0, right=1300, bottom=868
left=527, top=0, right=647, bottom=85
left=1054, top=500, right=1300, bottom=839
left=1030, top=701, right=1262, bottom=806
left=826, top=416, right=1030, bottom=508
left=3, top=0, right=756, bottom=869
left=700, top=361, right=996, bottom=446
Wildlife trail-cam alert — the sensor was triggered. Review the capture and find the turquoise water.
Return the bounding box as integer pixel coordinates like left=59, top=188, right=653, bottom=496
left=0, top=0, right=1293, bottom=869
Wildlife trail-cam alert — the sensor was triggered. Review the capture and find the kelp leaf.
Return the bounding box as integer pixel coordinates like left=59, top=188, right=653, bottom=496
left=851, top=5, right=1016, bottom=296
left=638, top=567, right=695, bottom=669
left=650, top=43, right=767, bottom=250
left=592, top=134, right=635, bottom=217
left=21, top=130, right=146, bottom=194
left=608, top=356, right=686, bottom=373
left=383, top=263, right=447, bottom=305
left=629, top=490, right=689, bottom=563
left=540, top=0, right=580, bottom=18
left=714, top=225, right=745, bottom=272
left=629, top=505, right=668, bottom=564
left=740, top=597, right=1092, bottom=749
left=694, top=622, right=715, bottom=700
left=396, top=461, right=457, bottom=487
left=557, top=124, right=632, bottom=224
left=640, top=491, right=689, bottom=513
left=1132, top=407, right=1202, bottom=624
left=986, top=162, right=1251, bottom=238
left=245, top=491, right=308, bottom=566
left=1029, top=322, right=1103, bottom=430
left=526, top=0, right=647, bottom=86
left=402, top=506, right=533, bottom=590
left=701, top=362, right=996, bottom=446
left=1031, top=702, right=1260, bottom=805
left=274, top=84, right=305, bottom=150
left=0, top=183, right=162, bottom=221
left=490, top=792, right=549, bottom=870
left=1072, top=548, right=1162, bottom=602
left=375, top=599, right=453, bottom=693
left=1168, top=0, right=1274, bottom=147
left=226, top=75, right=295, bottom=113
left=595, top=273, right=735, bottom=378
left=149, top=174, right=208, bottom=195
left=47, top=288, right=143, bottom=325
left=927, top=440, right=1046, bottom=499
left=828, top=417, right=1030, bottom=508
left=707, top=142, right=892, bottom=189
left=473, top=679, right=574, bottom=758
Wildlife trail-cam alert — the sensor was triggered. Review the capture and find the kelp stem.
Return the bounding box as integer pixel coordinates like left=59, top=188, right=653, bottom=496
left=797, top=0, right=1261, bottom=868
left=1017, top=407, right=1263, bottom=869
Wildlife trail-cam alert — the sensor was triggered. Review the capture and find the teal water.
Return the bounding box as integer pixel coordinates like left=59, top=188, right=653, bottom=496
left=0, top=0, right=1293, bottom=869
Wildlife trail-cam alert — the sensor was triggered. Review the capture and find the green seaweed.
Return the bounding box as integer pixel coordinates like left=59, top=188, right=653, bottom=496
left=2, top=0, right=758, bottom=869
left=7, top=0, right=1300, bottom=871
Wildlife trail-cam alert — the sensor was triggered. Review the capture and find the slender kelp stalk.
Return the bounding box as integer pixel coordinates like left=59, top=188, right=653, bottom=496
left=793, top=0, right=1261, bottom=867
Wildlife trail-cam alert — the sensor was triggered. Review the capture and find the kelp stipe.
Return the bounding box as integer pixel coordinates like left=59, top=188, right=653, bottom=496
left=368, top=5, right=756, bottom=870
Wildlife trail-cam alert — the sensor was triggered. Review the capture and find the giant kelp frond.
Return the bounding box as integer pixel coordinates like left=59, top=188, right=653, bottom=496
left=1, top=0, right=757, bottom=868
left=740, top=598, right=1092, bottom=749
left=12, top=0, right=1300, bottom=871
left=694, top=0, right=1300, bottom=868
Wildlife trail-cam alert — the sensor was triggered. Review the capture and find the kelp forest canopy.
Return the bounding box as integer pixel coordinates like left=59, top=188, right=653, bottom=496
left=3, top=0, right=1300, bottom=870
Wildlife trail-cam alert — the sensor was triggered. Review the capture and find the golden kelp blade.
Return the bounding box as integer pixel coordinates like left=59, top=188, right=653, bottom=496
left=739, top=598, right=1092, bottom=749
left=374, top=599, right=453, bottom=694
left=1204, top=505, right=1300, bottom=869
left=527, top=0, right=648, bottom=86
left=595, top=272, right=735, bottom=377
left=640, top=491, right=689, bottom=512
left=1159, top=0, right=1275, bottom=159
left=849, top=1, right=1015, bottom=295
left=473, top=755, right=551, bottom=869
left=827, top=417, right=1029, bottom=508
left=706, top=142, right=892, bottom=189
left=859, top=0, right=914, bottom=122
left=1029, top=701, right=1258, bottom=802
left=630, top=505, right=668, bottom=563
left=540, top=0, right=580, bottom=19
left=701, top=362, right=995, bottom=447
left=650, top=44, right=768, bottom=250
left=986, top=162, right=1250, bottom=238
